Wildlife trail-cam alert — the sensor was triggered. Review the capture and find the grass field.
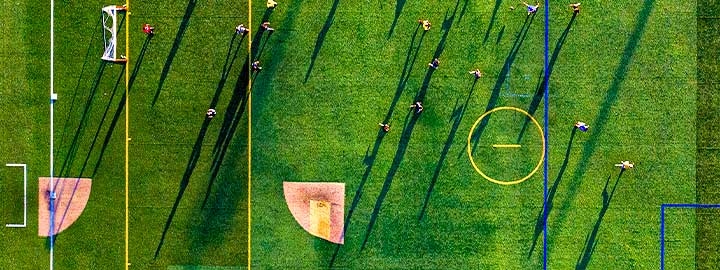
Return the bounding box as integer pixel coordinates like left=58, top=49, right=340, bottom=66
left=0, top=0, right=716, bottom=269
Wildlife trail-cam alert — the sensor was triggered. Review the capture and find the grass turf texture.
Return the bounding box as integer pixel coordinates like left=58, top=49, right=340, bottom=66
left=0, top=0, right=711, bottom=269
left=251, top=0, right=698, bottom=269
left=1, top=0, right=249, bottom=268
left=696, top=0, right=720, bottom=268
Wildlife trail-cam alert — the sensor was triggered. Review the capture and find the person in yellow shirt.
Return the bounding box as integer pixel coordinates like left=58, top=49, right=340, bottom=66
left=417, top=19, right=431, bottom=31
left=614, top=161, right=634, bottom=170
left=267, top=0, right=277, bottom=8
left=569, top=3, right=581, bottom=14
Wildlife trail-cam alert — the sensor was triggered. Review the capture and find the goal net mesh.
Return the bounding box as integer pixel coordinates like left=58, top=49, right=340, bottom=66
left=101, top=5, right=127, bottom=62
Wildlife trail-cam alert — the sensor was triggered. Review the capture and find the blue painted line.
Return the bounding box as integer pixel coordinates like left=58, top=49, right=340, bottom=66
left=659, top=205, right=665, bottom=270
left=662, top=203, right=720, bottom=209
left=49, top=195, right=55, bottom=249
left=542, top=0, right=550, bottom=269
left=659, top=203, right=720, bottom=269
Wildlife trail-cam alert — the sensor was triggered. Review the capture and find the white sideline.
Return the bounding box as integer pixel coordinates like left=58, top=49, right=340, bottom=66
left=49, top=0, right=55, bottom=269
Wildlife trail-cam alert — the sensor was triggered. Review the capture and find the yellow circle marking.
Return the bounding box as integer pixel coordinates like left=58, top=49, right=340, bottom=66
left=466, top=106, right=545, bottom=185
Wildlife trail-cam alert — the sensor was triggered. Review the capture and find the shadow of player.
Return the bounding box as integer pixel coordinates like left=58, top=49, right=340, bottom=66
left=575, top=170, right=624, bottom=269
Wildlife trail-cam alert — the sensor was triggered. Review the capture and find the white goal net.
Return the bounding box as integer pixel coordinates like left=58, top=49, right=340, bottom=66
left=101, top=5, right=127, bottom=62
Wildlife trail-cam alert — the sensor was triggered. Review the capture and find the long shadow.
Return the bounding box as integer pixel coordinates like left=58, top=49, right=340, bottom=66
left=69, top=67, right=126, bottom=178
left=201, top=67, right=250, bottom=209
left=457, top=0, right=470, bottom=23
left=386, top=0, right=408, bottom=39
left=254, top=32, right=273, bottom=60
left=53, top=69, right=125, bottom=235
left=154, top=118, right=212, bottom=259
left=92, top=35, right=153, bottom=177
left=202, top=11, right=273, bottom=208
left=360, top=109, right=421, bottom=251
left=304, top=0, right=340, bottom=82
left=467, top=14, right=536, bottom=156
left=59, top=16, right=102, bottom=153
left=527, top=127, right=577, bottom=257
left=152, top=0, right=197, bottom=106
left=329, top=24, right=424, bottom=268
left=53, top=177, right=84, bottom=233
left=191, top=10, right=275, bottom=260
left=575, top=170, right=624, bottom=269
left=57, top=61, right=108, bottom=177
left=517, top=13, right=576, bottom=142
left=210, top=33, right=244, bottom=111
left=191, top=125, right=249, bottom=259
left=551, top=0, right=655, bottom=242
left=210, top=9, right=272, bottom=160
left=412, top=0, right=459, bottom=102
left=482, top=0, right=502, bottom=45
left=360, top=1, right=460, bottom=250
left=496, top=25, right=505, bottom=44
left=253, top=9, right=275, bottom=59
left=418, top=79, right=477, bottom=221
left=383, top=26, right=424, bottom=124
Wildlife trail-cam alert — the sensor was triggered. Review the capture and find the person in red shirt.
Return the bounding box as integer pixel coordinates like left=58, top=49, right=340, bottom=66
left=378, top=123, right=390, bottom=132
left=143, top=24, right=155, bottom=35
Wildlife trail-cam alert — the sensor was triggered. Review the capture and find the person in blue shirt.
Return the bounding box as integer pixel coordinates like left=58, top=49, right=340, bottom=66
left=574, top=121, right=589, bottom=132
left=523, top=2, right=540, bottom=15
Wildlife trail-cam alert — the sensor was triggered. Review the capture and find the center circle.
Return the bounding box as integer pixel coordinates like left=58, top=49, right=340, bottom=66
left=466, top=106, right=545, bottom=185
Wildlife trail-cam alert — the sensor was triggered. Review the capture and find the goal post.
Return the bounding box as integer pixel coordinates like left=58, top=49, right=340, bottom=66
left=101, top=5, right=128, bottom=62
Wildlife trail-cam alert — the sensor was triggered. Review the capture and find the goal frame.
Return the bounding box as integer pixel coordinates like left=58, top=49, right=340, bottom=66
left=101, top=5, right=128, bottom=62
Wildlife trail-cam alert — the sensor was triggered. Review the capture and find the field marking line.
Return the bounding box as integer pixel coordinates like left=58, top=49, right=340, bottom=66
left=124, top=1, right=130, bottom=269
left=492, top=144, right=521, bottom=148
left=247, top=0, right=253, bottom=269
left=5, top=164, right=28, bottom=228
left=542, top=1, right=550, bottom=269
left=49, top=0, right=56, bottom=268
left=660, top=204, right=720, bottom=270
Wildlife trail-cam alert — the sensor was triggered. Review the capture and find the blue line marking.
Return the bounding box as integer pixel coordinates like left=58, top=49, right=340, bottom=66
left=659, top=205, right=665, bottom=270
left=659, top=203, right=720, bottom=269
left=542, top=0, right=550, bottom=269
left=49, top=194, right=55, bottom=250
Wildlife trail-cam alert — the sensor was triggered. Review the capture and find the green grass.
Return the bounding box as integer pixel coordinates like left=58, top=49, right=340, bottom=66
left=251, top=0, right=697, bottom=269
left=696, top=0, right=720, bottom=268
left=0, top=0, right=712, bottom=269
left=2, top=0, right=250, bottom=268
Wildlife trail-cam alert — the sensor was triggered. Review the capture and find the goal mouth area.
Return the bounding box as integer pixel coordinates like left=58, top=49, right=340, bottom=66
left=101, top=5, right=128, bottom=62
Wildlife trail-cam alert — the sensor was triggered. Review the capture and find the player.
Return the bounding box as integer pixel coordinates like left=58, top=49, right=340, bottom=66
left=236, top=24, right=249, bottom=35
left=428, top=58, right=440, bottom=69
left=261, top=22, right=275, bottom=33
left=418, top=19, right=431, bottom=31
left=379, top=123, right=390, bottom=132
left=410, top=101, right=424, bottom=114
left=523, top=2, right=540, bottom=15
left=267, top=0, right=278, bottom=8
left=574, top=121, right=589, bottom=132
left=142, top=23, right=155, bottom=35
left=469, top=69, right=483, bottom=79
left=615, top=161, right=634, bottom=170
left=252, top=61, right=262, bottom=71
left=206, top=108, right=217, bottom=119
left=570, top=3, right=581, bottom=14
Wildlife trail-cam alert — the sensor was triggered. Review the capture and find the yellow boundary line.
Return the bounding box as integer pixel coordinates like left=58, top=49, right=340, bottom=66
left=493, top=144, right=522, bottom=148
left=124, top=1, right=130, bottom=269
left=466, top=107, right=545, bottom=185
left=247, top=0, right=253, bottom=269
